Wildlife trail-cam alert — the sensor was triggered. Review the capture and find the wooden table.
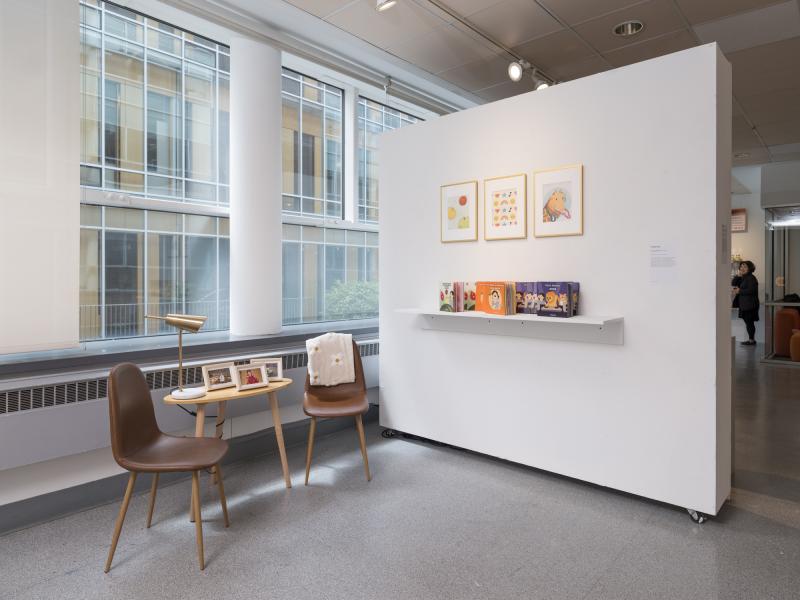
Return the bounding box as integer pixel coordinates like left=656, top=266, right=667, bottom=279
left=164, top=378, right=294, bottom=489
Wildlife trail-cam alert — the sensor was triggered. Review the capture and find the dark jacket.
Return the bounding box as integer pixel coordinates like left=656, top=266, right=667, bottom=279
left=731, top=275, right=742, bottom=308
left=737, top=273, right=759, bottom=313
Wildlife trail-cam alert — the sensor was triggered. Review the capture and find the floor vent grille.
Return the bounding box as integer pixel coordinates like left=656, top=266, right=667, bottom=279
left=0, top=342, right=378, bottom=416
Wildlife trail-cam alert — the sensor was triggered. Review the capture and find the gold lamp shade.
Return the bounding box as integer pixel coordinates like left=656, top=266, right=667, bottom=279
left=144, top=313, right=207, bottom=399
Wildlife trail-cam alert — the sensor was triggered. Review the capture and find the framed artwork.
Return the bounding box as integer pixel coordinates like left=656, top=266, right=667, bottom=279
left=250, top=357, right=283, bottom=381
left=484, top=173, right=526, bottom=240
left=234, top=364, right=269, bottom=391
left=731, top=208, right=747, bottom=233
left=202, top=362, right=236, bottom=391
left=533, top=164, right=583, bottom=238
left=441, top=180, right=478, bottom=243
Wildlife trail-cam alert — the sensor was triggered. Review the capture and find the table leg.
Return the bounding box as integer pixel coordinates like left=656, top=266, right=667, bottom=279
left=191, top=404, right=206, bottom=522
left=269, top=391, right=292, bottom=488
left=212, top=402, right=226, bottom=484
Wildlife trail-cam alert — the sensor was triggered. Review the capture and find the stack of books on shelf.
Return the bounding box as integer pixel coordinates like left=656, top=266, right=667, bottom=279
left=440, top=281, right=580, bottom=318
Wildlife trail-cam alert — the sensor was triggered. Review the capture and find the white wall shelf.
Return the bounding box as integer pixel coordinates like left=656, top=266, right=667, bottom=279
left=398, top=309, right=624, bottom=345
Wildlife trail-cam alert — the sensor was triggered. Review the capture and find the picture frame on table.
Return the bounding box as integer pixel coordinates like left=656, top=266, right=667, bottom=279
left=441, top=180, right=478, bottom=243
left=533, top=164, right=583, bottom=238
left=484, top=173, right=527, bottom=240
left=201, top=362, right=236, bottom=391
left=250, top=357, right=283, bottom=381
left=234, top=364, right=269, bottom=391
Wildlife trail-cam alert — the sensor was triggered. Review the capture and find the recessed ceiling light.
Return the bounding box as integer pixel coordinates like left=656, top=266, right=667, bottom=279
left=734, top=152, right=751, bottom=159
left=376, top=0, right=397, bottom=11
left=613, top=20, right=644, bottom=37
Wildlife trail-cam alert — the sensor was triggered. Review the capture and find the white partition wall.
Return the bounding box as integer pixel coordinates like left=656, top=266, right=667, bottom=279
left=379, top=45, right=732, bottom=515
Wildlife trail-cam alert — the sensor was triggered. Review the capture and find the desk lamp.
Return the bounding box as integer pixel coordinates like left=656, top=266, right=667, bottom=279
left=145, top=313, right=207, bottom=400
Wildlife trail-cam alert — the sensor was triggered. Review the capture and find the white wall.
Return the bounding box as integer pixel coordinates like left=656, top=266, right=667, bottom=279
left=0, top=1, right=79, bottom=353
left=379, top=45, right=731, bottom=515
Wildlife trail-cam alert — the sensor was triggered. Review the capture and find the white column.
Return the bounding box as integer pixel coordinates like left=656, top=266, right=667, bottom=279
left=229, top=37, right=282, bottom=336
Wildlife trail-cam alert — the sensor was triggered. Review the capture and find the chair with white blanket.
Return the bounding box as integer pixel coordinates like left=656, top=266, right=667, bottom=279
left=303, top=335, right=371, bottom=484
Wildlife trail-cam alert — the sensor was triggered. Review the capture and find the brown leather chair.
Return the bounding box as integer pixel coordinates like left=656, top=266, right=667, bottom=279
left=105, top=363, right=230, bottom=572
left=303, top=341, right=371, bottom=484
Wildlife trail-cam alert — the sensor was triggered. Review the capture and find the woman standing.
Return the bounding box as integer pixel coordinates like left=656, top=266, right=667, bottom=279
left=735, top=260, right=759, bottom=346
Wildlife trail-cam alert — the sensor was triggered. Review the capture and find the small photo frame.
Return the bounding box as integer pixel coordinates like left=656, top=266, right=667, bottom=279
left=234, top=364, right=269, bottom=391
left=202, top=362, right=236, bottom=391
left=534, top=164, right=583, bottom=238
left=441, top=180, right=478, bottom=243
left=250, top=357, right=283, bottom=381
left=484, top=173, right=527, bottom=240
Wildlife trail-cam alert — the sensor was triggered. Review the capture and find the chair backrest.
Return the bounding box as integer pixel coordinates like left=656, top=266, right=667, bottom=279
left=108, top=363, right=161, bottom=464
left=304, top=340, right=366, bottom=400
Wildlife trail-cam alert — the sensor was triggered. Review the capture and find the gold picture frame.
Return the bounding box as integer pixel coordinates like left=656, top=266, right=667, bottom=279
left=440, top=180, right=478, bottom=243
left=483, top=173, right=527, bottom=241
left=533, top=164, right=584, bottom=238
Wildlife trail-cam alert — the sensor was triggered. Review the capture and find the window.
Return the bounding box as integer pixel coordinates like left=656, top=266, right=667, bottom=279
left=80, top=205, right=230, bottom=341
left=282, top=225, right=379, bottom=325
left=281, top=69, right=344, bottom=218
left=357, top=97, right=419, bottom=223
left=80, top=1, right=230, bottom=341
left=80, top=0, right=230, bottom=205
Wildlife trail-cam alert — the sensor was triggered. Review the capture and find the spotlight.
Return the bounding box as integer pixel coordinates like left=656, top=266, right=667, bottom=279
left=376, top=0, right=397, bottom=11
left=507, top=60, right=528, bottom=82
left=532, top=70, right=551, bottom=90
left=613, top=20, right=644, bottom=37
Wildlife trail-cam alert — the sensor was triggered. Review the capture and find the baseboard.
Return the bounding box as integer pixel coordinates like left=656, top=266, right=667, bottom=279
left=0, top=405, right=379, bottom=536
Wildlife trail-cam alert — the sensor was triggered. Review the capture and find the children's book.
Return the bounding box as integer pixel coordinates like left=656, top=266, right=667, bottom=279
left=476, top=281, right=508, bottom=315
left=440, top=282, right=455, bottom=312
left=570, top=282, right=580, bottom=316
left=535, top=282, right=573, bottom=318
left=463, top=282, right=476, bottom=311
left=515, top=283, right=526, bottom=314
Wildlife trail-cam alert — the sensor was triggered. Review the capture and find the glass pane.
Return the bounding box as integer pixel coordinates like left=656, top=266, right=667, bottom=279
left=346, top=230, right=365, bottom=245
left=282, top=194, right=300, bottom=213
left=219, top=218, right=230, bottom=236
left=303, top=226, right=323, bottom=243
left=79, top=228, right=102, bottom=340
left=146, top=232, right=182, bottom=333
left=81, top=165, right=102, bottom=187
left=104, top=37, right=144, bottom=171
left=80, top=204, right=101, bottom=226
left=326, top=228, right=345, bottom=244
left=301, top=101, right=323, bottom=201
left=148, top=210, right=181, bottom=232
left=186, top=180, right=216, bottom=202
left=185, top=42, right=216, bottom=67
left=105, top=13, right=144, bottom=43
left=325, top=108, right=342, bottom=203
left=80, top=4, right=101, bottom=28
left=219, top=53, right=230, bottom=73
left=147, top=175, right=181, bottom=198
left=147, top=52, right=182, bottom=177
left=185, top=64, right=215, bottom=181
left=104, top=230, right=145, bottom=337
left=106, top=206, right=145, bottom=229
left=282, top=75, right=300, bottom=96
left=282, top=241, right=301, bottom=325
left=366, top=232, right=379, bottom=246
left=147, top=28, right=181, bottom=55
left=302, top=242, right=323, bottom=322
left=218, top=185, right=229, bottom=205
left=185, top=214, right=215, bottom=234
left=283, top=224, right=301, bottom=241
left=185, top=236, right=218, bottom=327
left=184, top=32, right=216, bottom=49
left=80, top=27, right=102, bottom=165
left=303, top=83, right=322, bottom=103
left=218, top=237, right=230, bottom=330
left=106, top=169, right=144, bottom=193
left=219, top=75, right=230, bottom=185
left=282, top=95, right=300, bottom=196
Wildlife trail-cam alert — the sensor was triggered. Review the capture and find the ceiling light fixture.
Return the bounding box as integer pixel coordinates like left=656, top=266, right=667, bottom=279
left=734, top=152, right=751, bottom=159
left=532, top=69, right=550, bottom=90
left=376, top=0, right=397, bottom=11
left=612, top=20, right=644, bottom=37
left=508, top=60, right=528, bottom=82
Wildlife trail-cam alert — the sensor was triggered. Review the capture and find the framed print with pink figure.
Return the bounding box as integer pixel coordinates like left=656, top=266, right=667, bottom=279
left=534, top=164, right=583, bottom=238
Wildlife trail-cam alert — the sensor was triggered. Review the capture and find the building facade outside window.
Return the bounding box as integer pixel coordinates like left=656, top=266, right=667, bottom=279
left=357, top=97, right=419, bottom=223
left=79, top=0, right=230, bottom=341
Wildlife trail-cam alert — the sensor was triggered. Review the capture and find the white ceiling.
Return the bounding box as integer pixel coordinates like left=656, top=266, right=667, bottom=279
left=279, top=0, right=800, bottom=167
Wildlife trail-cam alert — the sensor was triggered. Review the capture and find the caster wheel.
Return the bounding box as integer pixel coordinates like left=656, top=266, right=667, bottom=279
left=687, top=509, right=708, bottom=524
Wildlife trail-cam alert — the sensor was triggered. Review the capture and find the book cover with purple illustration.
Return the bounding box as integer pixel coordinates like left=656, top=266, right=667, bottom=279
left=535, top=282, right=573, bottom=317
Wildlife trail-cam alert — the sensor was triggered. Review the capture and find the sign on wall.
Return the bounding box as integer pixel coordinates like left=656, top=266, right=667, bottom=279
left=731, top=208, right=747, bottom=233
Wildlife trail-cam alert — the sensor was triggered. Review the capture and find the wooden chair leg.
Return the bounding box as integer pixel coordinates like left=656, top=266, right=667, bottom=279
left=355, top=414, right=371, bottom=482
left=191, top=471, right=204, bottom=570
left=146, top=473, right=159, bottom=529
left=214, top=463, right=230, bottom=528
left=304, top=417, right=317, bottom=486
left=104, top=471, right=137, bottom=573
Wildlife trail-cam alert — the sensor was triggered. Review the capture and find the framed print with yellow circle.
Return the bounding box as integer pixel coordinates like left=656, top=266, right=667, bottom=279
left=484, top=173, right=527, bottom=240
left=440, top=180, right=478, bottom=243
left=533, top=164, right=583, bottom=238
